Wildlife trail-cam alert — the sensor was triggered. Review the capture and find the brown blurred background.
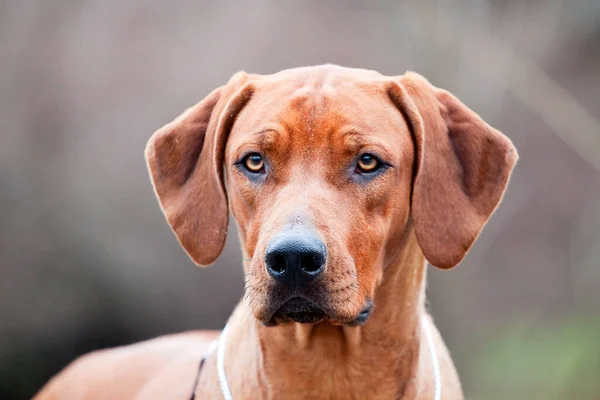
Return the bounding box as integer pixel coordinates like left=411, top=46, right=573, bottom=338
left=1, top=1, right=599, bottom=399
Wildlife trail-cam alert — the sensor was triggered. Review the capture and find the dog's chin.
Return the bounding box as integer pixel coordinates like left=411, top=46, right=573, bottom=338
left=260, top=297, right=374, bottom=327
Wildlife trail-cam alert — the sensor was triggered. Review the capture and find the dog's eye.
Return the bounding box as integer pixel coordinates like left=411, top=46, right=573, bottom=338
left=356, top=154, right=381, bottom=173
left=242, top=153, right=265, bottom=173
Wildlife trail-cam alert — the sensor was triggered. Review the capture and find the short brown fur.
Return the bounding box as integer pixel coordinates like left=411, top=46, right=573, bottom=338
left=35, top=65, right=517, bottom=400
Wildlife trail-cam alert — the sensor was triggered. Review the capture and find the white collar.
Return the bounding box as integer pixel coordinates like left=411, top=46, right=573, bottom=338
left=214, top=317, right=441, bottom=400
left=421, top=316, right=442, bottom=400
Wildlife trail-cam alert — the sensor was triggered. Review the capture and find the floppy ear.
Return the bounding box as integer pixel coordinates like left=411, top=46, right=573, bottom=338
left=389, top=72, right=518, bottom=269
left=145, top=72, right=254, bottom=266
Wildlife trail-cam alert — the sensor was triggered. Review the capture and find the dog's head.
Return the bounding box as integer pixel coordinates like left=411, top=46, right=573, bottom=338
left=146, top=65, right=517, bottom=326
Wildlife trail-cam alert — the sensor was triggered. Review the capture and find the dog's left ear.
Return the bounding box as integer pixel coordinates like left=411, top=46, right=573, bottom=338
left=389, top=72, right=518, bottom=269
left=145, top=72, right=254, bottom=266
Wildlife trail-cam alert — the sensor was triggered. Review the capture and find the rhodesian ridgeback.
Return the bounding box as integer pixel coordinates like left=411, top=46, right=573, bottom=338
left=35, top=65, right=517, bottom=399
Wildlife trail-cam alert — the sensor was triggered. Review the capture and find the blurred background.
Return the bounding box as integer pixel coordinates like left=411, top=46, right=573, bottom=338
left=1, top=1, right=599, bottom=399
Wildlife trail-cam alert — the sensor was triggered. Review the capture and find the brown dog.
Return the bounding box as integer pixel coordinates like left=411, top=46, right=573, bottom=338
left=35, top=65, right=517, bottom=399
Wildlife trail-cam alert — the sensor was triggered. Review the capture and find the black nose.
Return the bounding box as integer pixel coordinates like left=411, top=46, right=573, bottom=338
left=265, top=230, right=326, bottom=287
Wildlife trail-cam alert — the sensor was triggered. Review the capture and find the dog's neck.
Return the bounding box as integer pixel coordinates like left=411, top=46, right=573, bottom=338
left=224, top=231, right=431, bottom=399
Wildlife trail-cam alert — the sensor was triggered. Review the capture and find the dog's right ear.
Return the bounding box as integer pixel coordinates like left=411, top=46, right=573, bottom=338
left=145, top=73, right=254, bottom=266
left=388, top=72, right=518, bottom=270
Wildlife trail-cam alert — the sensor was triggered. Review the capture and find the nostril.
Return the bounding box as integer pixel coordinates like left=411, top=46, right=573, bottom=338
left=268, top=254, right=287, bottom=274
left=300, top=252, right=325, bottom=274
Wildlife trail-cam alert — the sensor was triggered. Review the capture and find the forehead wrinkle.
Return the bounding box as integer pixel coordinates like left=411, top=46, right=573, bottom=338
left=282, top=119, right=308, bottom=139
left=280, top=97, right=323, bottom=149
left=255, top=129, right=284, bottom=148
left=340, top=130, right=382, bottom=146
left=241, top=125, right=286, bottom=144
left=336, top=129, right=397, bottom=159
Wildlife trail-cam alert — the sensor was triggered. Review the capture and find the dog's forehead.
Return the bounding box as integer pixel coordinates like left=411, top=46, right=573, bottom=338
left=255, top=65, right=386, bottom=108
left=229, top=66, right=409, bottom=148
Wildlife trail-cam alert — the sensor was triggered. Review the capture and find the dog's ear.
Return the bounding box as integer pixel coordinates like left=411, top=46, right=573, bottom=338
left=145, top=72, right=254, bottom=266
left=389, top=72, right=518, bottom=269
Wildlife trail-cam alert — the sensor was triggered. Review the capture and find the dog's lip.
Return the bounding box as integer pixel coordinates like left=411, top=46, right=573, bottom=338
left=261, top=297, right=374, bottom=327
left=267, top=297, right=326, bottom=325
left=346, top=299, right=374, bottom=326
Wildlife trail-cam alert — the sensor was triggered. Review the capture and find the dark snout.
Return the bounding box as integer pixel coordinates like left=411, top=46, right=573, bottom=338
left=265, top=229, right=326, bottom=287
left=261, top=226, right=371, bottom=326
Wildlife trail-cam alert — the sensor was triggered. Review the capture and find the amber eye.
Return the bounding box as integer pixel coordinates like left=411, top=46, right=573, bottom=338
left=243, top=153, right=265, bottom=173
left=357, top=154, right=380, bottom=173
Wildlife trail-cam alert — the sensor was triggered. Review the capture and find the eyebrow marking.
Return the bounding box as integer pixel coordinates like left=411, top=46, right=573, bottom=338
left=244, top=127, right=285, bottom=148
left=250, top=128, right=279, bottom=137
left=341, top=129, right=369, bottom=148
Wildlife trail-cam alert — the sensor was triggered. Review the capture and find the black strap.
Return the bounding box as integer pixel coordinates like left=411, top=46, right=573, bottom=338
left=188, top=356, right=207, bottom=400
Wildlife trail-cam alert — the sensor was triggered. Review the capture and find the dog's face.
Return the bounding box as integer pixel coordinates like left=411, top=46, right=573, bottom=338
left=146, top=65, right=517, bottom=327
left=225, top=69, right=414, bottom=325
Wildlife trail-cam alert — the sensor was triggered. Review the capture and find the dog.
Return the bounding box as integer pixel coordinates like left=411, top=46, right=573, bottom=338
left=35, top=65, right=517, bottom=399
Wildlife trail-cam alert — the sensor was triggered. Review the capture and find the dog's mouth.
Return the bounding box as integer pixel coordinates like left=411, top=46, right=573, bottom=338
left=268, top=297, right=326, bottom=325
left=263, top=297, right=374, bottom=327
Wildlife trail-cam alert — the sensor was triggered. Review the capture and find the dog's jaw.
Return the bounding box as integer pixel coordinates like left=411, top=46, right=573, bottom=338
left=221, top=232, right=454, bottom=399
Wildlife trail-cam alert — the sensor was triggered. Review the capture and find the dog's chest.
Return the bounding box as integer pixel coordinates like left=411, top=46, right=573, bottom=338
left=262, top=355, right=413, bottom=399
